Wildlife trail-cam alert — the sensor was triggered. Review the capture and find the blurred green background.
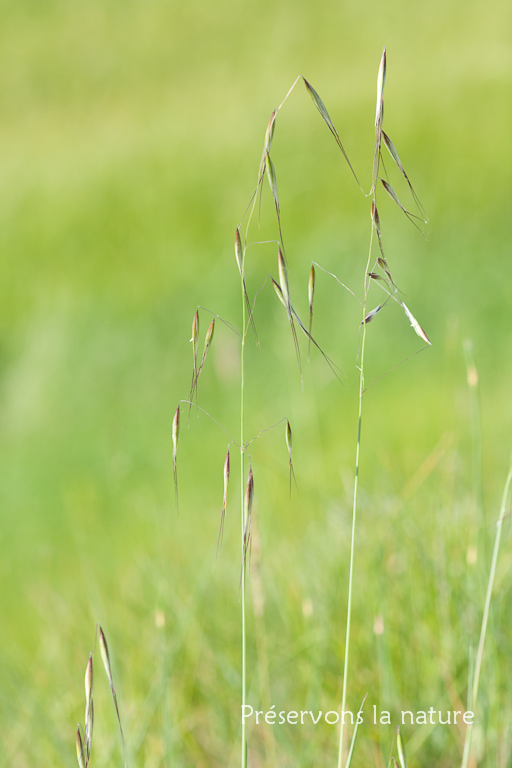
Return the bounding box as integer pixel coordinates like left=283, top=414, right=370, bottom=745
left=1, top=0, right=511, bottom=766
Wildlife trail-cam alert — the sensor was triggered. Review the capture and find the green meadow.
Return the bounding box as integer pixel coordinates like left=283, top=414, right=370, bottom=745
left=1, top=0, right=511, bottom=765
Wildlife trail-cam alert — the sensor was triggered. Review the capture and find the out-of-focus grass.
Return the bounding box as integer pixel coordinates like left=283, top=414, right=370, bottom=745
left=0, top=0, right=511, bottom=766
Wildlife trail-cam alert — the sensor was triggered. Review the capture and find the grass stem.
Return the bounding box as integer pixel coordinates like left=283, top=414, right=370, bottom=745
left=337, top=231, right=374, bottom=768
left=461, top=455, right=512, bottom=768
left=240, top=240, right=248, bottom=768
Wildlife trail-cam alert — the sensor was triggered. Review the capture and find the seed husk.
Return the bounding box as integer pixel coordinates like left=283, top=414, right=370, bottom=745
left=98, top=625, right=127, bottom=767
left=188, top=311, right=200, bottom=408
left=285, top=420, right=298, bottom=498
left=375, top=47, right=386, bottom=128
left=382, top=130, right=426, bottom=217
left=84, top=655, right=93, bottom=713
left=172, top=406, right=180, bottom=509
left=76, top=726, right=86, bottom=768
left=303, top=77, right=362, bottom=190
left=363, top=303, right=384, bottom=324
left=272, top=279, right=341, bottom=381
left=234, top=229, right=258, bottom=345
left=308, top=264, right=315, bottom=356
left=85, top=698, right=94, bottom=759
left=235, top=227, right=243, bottom=275
left=401, top=302, right=431, bottom=345
left=265, top=153, right=280, bottom=218
left=217, top=450, right=230, bottom=557
left=243, top=468, right=254, bottom=568
left=275, top=248, right=302, bottom=384
left=380, top=178, right=425, bottom=230
left=264, top=110, right=277, bottom=154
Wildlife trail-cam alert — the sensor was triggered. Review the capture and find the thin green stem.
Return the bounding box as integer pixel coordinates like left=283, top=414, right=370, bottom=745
left=240, top=254, right=247, bottom=768
left=337, top=232, right=374, bottom=768
left=461, top=455, right=512, bottom=768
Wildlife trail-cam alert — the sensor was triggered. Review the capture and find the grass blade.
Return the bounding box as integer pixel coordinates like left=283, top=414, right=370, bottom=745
left=345, top=694, right=367, bottom=768
left=396, top=727, right=407, bottom=768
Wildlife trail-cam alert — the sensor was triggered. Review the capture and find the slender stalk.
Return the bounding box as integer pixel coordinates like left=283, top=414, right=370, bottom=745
left=337, top=233, right=374, bottom=768
left=240, top=247, right=247, bottom=768
left=461, top=456, right=512, bottom=768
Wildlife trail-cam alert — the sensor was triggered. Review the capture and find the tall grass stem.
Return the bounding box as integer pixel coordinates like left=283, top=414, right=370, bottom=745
left=337, top=231, right=374, bottom=768
left=240, top=247, right=248, bottom=768
left=461, top=455, right=512, bottom=768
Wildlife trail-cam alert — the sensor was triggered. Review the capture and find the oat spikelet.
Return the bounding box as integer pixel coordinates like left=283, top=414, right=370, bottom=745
left=264, top=109, right=277, bottom=155
left=375, top=47, right=386, bottom=129
left=188, top=310, right=200, bottom=409
left=243, top=467, right=254, bottom=569
left=380, top=178, right=425, bottom=230
left=308, top=264, right=315, bottom=358
left=370, top=202, right=397, bottom=289
left=303, top=77, right=362, bottom=190
left=217, top=450, right=230, bottom=557
left=277, top=247, right=302, bottom=383
left=98, top=625, right=127, bottom=767
left=191, top=311, right=199, bottom=374
left=382, top=130, right=426, bottom=218
left=235, top=227, right=258, bottom=344
left=172, top=406, right=180, bottom=510
left=76, top=726, right=86, bottom=768
left=84, top=654, right=93, bottom=760
left=363, top=303, right=385, bottom=324
left=235, top=227, right=243, bottom=275
left=285, top=420, right=298, bottom=498
left=191, top=317, right=216, bottom=397
left=203, top=318, right=215, bottom=362
left=372, top=47, right=387, bottom=193
left=401, top=301, right=431, bottom=345
left=272, top=278, right=341, bottom=381
left=265, top=153, right=280, bottom=218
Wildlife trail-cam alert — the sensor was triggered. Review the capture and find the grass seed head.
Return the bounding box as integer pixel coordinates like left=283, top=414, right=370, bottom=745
left=172, top=406, right=180, bottom=461
left=223, top=450, right=230, bottom=493
left=272, top=278, right=286, bottom=309
left=244, top=467, right=254, bottom=521
left=98, top=625, right=113, bottom=686
left=265, top=153, right=280, bottom=214
left=85, top=698, right=94, bottom=759
left=401, top=302, right=431, bottom=345
left=204, top=318, right=215, bottom=358
left=264, top=109, right=276, bottom=154
left=371, top=200, right=381, bottom=236
left=308, top=264, right=316, bottom=314
left=375, top=47, right=386, bottom=127
left=285, top=420, right=292, bottom=458
left=235, top=227, right=243, bottom=275
left=277, top=247, right=290, bottom=310
left=363, top=304, right=384, bottom=324
left=84, top=654, right=93, bottom=712
left=217, top=450, right=231, bottom=556
left=76, top=726, right=86, bottom=768
left=191, top=311, right=199, bottom=362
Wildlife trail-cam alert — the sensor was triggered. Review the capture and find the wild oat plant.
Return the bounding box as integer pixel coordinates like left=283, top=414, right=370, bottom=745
left=75, top=49, right=512, bottom=768
left=174, top=48, right=431, bottom=767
